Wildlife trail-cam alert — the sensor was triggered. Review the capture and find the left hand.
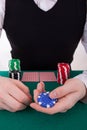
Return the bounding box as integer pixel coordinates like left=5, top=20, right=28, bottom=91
left=30, top=79, right=86, bottom=114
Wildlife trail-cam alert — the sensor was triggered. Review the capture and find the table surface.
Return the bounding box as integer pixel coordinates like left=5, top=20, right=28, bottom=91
left=0, top=71, right=87, bottom=130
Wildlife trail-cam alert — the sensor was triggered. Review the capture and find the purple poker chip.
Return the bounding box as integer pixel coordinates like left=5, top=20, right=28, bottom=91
left=37, top=92, right=58, bottom=108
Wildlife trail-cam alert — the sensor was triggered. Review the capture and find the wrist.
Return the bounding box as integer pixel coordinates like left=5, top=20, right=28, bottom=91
left=73, top=78, right=87, bottom=102
left=64, top=78, right=87, bottom=100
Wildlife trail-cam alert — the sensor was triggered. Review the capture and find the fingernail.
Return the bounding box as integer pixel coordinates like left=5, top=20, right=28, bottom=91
left=40, top=82, right=45, bottom=87
left=37, top=83, right=41, bottom=87
left=28, top=93, right=32, bottom=99
left=50, top=91, right=57, bottom=99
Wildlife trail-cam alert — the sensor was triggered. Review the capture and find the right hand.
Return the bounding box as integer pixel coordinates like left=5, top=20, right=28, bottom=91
left=0, top=76, right=32, bottom=112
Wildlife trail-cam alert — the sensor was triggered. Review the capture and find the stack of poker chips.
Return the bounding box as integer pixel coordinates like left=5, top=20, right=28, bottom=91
left=8, top=59, right=21, bottom=80
left=57, top=63, right=70, bottom=84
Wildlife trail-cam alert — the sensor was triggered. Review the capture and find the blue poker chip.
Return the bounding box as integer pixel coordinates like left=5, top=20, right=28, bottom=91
left=37, top=92, right=58, bottom=108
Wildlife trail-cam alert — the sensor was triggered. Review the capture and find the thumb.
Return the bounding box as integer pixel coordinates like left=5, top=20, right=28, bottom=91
left=49, top=85, right=75, bottom=99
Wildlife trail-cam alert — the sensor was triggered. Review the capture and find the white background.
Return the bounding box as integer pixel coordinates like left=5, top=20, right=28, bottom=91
left=0, top=29, right=87, bottom=70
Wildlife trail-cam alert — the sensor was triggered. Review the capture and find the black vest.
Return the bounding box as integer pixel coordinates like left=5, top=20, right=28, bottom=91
left=3, top=0, right=86, bottom=70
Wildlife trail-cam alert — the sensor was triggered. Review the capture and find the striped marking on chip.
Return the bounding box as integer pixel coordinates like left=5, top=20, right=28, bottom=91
left=57, top=63, right=70, bottom=84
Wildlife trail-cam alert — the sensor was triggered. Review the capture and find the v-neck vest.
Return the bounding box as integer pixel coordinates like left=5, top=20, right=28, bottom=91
left=3, top=0, right=86, bottom=70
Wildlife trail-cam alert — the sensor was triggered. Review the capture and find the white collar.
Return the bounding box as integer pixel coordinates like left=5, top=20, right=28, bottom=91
left=33, top=0, right=58, bottom=12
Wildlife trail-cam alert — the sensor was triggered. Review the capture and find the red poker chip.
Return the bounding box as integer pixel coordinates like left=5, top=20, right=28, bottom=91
left=57, top=63, right=70, bottom=84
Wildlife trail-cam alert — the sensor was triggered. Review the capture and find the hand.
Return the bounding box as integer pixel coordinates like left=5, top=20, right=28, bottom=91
left=30, top=79, right=86, bottom=114
left=0, top=76, right=32, bottom=112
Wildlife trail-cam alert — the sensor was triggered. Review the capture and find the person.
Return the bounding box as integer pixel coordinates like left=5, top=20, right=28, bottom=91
left=0, top=0, right=87, bottom=113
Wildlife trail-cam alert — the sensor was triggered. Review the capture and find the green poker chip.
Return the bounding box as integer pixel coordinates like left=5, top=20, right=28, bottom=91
left=8, top=59, right=21, bottom=71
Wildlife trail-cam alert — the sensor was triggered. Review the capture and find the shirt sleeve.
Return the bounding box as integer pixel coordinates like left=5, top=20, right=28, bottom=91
left=0, top=0, right=5, bottom=37
left=81, top=1, right=87, bottom=52
left=74, top=4, right=87, bottom=103
left=75, top=71, right=87, bottom=88
left=74, top=71, right=87, bottom=104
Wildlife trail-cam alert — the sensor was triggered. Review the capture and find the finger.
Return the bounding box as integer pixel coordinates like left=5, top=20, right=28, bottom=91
left=34, top=82, right=45, bottom=103
left=49, top=92, right=80, bottom=113
left=60, top=110, right=67, bottom=113
left=2, top=94, right=27, bottom=112
left=12, top=79, right=32, bottom=98
left=30, top=103, right=52, bottom=114
left=8, top=84, right=32, bottom=105
left=53, top=94, right=78, bottom=113
left=49, top=85, right=76, bottom=99
left=37, top=82, right=45, bottom=92
left=30, top=92, right=80, bottom=114
left=33, top=89, right=40, bottom=103
left=30, top=101, right=68, bottom=114
left=0, top=102, right=13, bottom=111
left=30, top=102, right=61, bottom=115
left=0, top=101, right=22, bottom=112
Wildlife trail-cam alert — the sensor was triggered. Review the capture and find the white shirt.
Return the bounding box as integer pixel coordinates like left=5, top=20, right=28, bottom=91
left=0, top=0, right=5, bottom=36
left=0, top=0, right=87, bottom=88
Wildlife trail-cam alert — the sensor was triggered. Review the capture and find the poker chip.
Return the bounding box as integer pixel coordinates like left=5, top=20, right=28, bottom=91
left=37, top=92, right=58, bottom=108
left=9, top=71, right=21, bottom=80
left=8, top=59, right=21, bottom=80
left=57, top=63, right=70, bottom=84
left=8, top=59, right=21, bottom=71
